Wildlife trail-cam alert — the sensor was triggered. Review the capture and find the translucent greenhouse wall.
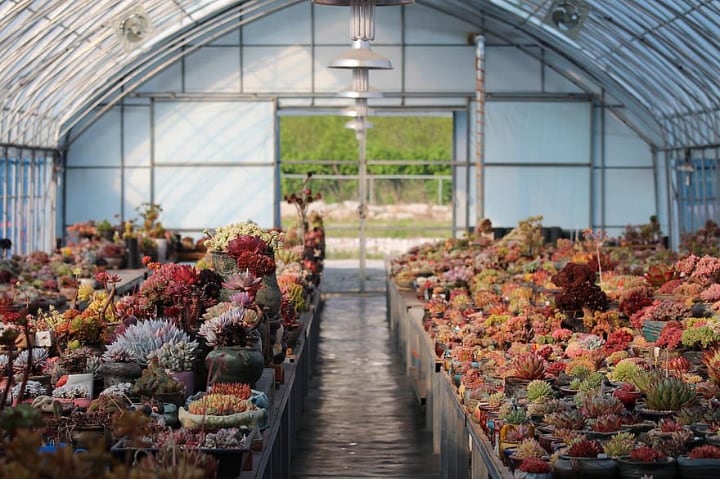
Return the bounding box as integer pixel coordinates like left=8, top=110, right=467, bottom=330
left=64, top=2, right=658, bottom=241
left=0, top=146, right=57, bottom=255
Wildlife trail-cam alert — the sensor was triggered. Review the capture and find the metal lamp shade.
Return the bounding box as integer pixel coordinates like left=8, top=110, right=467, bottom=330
left=329, top=40, right=392, bottom=69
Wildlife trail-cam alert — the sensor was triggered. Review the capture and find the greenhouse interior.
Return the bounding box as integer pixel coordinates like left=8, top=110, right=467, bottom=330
left=2, top=0, right=720, bottom=478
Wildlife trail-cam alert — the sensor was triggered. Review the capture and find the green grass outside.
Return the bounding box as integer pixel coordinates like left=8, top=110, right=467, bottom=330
left=281, top=216, right=452, bottom=239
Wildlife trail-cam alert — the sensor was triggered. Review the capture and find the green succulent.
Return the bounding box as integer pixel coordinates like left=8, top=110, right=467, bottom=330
left=645, top=377, right=697, bottom=411
left=602, top=432, right=636, bottom=458
left=526, top=380, right=553, bottom=402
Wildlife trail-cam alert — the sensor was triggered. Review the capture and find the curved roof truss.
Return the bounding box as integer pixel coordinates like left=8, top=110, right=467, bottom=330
left=0, top=0, right=718, bottom=150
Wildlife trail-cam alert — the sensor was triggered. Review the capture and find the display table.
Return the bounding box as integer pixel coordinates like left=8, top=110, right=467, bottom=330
left=387, top=279, right=512, bottom=479
left=240, top=288, right=323, bottom=479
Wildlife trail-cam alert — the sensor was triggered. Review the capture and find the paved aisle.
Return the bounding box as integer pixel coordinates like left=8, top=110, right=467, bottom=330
left=291, top=263, right=439, bottom=478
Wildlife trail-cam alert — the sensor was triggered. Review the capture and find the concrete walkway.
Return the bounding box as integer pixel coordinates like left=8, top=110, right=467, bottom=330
left=291, top=261, right=439, bottom=478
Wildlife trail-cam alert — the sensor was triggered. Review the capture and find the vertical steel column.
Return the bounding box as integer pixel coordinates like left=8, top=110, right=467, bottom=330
left=359, top=126, right=367, bottom=292
left=29, top=149, right=35, bottom=252
left=474, top=35, right=485, bottom=226
left=2, top=146, right=7, bottom=240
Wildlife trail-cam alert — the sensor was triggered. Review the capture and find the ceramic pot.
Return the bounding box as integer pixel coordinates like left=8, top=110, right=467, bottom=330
left=676, top=456, right=720, bottom=479
left=205, top=346, right=265, bottom=386
left=553, top=455, right=618, bottom=479
left=617, top=456, right=676, bottom=479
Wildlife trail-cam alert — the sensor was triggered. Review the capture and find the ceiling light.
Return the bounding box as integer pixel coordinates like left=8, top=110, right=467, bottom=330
left=543, top=0, right=589, bottom=39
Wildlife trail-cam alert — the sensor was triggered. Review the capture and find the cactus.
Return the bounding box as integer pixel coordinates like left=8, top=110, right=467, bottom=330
left=566, top=439, right=603, bottom=458
left=187, top=393, right=250, bottom=416
left=512, top=353, right=546, bottom=380
left=644, top=377, right=697, bottom=411
left=602, top=431, right=635, bottom=458
left=526, top=380, right=553, bottom=402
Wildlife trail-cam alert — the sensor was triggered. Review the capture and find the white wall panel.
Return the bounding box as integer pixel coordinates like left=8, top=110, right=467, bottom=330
left=604, top=169, right=655, bottom=226
left=486, top=102, right=591, bottom=164
left=486, top=47, right=542, bottom=92
left=185, top=47, right=241, bottom=92
left=123, top=168, right=150, bottom=218
left=123, top=106, right=150, bottom=167
left=405, top=46, right=475, bottom=92
left=154, top=101, right=274, bottom=165
left=485, top=166, right=590, bottom=229
left=405, top=4, right=476, bottom=44
left=243, top=46, right=313, bottom=92
left=154, top=166, right=274, bottom=230
left=544, top=66, right=585, bottom=93
left=605, top=112, right=652, bottom=167
left=243, top=3, right=312, bottom=45
left=135, top=61, right=182, bottom=93
left=67, top=108, right=121, bottom=167
left=65, top=168, right=121, bottom=224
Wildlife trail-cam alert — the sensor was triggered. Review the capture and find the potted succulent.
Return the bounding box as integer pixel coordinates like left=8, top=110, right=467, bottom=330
left=553, top=439, right=618, bottom=479
left=147, top=340, right=197, bottom=399
left=515, top=457, right=552, bottom=479
left=199, top=306, right=265, bottom=386
left=505, top=352, right=547, bottom=397
left=677, top=444, right=720, bottom=479
left=616, top=445, right=676, bottom=479
left=602, top=431, right=636, bottom=458
left=130, top=359, right=185, bottom=406
left=508, top=438, right=547, bottom=470
left=178, top=387, right=268, bottom=430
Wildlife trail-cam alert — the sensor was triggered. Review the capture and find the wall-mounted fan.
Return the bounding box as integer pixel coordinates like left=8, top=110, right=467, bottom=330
left=113, top=4, right=153, bottom=51
left=543, top=0, right=589, bottom=39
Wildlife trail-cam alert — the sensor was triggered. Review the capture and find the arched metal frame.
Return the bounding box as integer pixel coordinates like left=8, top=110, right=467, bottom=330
left=0, top=1, right=719, bottom=150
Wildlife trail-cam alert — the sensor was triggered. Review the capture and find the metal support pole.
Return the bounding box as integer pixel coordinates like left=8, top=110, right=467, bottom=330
left=474, top=34, right=486, bottom=226
left=358, top=126, right=367, bottom=293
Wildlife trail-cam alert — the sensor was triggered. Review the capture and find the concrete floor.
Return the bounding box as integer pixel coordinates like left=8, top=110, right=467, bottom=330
left=291, top=261, right=439, bottom=478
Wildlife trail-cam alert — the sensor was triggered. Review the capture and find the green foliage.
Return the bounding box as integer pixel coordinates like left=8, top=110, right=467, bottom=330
left=280, top=116, right=453, bottom=204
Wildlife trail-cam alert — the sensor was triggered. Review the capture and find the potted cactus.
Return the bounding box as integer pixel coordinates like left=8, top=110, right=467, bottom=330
left=617, top=446, right=676, bottom=479
left=677, top=445, right=720, bottom=479
left=553, top=439, right=618, bottom=479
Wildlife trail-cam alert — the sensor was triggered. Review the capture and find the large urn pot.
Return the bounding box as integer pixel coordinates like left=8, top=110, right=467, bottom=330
left=205, top=346, right=265, bottom=386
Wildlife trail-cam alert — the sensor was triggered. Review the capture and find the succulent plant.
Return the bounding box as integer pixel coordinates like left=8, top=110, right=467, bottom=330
left=512, top=438, right=546, bottom=460
left=526, top=380, right=553, bottom=402
left=544, top=410, right=586, bottom=430
left=99, top=382, right=132, bottom=398
left=666, top=356, right=691, bottom=373
left=511, top=353, right=546, bottom=380
left=86, top=356, right=102, bottom=379
left=201, top=427, right=252, bottom=449
left=602, top=431, right=635, bottom=458
left=566, top=439, right=603, bottom=458
left=187, top=393, right=250, bottom=416
left=704, top=349, right=720, bottom=385
left=518, top=457, right=551, bottom=474
left=198, top=307, right=249, bottom=348
left=131, top=360, right=184, bottom=397
left=689, top=444, right=720, bottom=459
left=11, top=380, right=46, bottom=399
left=52, top=383, right=89, bottom=399
left=12, top=348, right=49, bottom=372
left=147, top=340, right=197, bottom=371
left=210, top=382, right=252, bottom=400
left=502, top=407, right=528, bottom=425
left=644, top=377, right=697, bottom=411
left=103, top=319, right=197, bottom=366
left=629, top=368, right=664, bottom=394
left=487, top=391, right=506, bottom=408
left=629, top=446, right=667, bottom=462
left=591, top=413, right=624, bottom=433
left=608, top=359, right=640, bottom=383
left=581, top=394, right=624, bottom=418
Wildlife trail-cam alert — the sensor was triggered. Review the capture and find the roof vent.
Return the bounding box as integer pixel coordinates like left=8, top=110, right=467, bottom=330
left=544, top=0, right=589, bottom=39
left=114, top=5, right=153, bottom=51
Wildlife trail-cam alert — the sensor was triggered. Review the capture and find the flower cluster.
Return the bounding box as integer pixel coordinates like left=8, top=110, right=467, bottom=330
left=204, top=222, right=283, bottom=253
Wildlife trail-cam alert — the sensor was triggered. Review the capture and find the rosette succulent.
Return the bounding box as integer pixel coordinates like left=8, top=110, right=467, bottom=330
left=103, top=318, right=197, bottom=366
